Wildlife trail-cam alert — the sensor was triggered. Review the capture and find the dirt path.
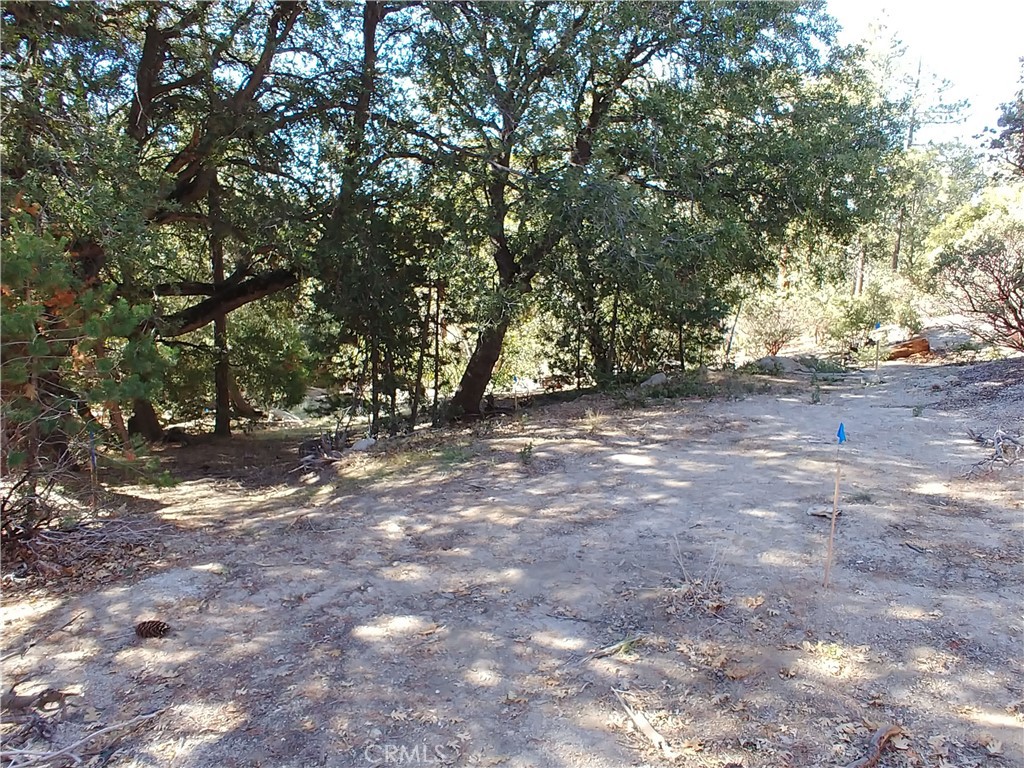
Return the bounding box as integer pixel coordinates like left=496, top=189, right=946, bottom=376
left=3, top=361, right=1021, bottom=768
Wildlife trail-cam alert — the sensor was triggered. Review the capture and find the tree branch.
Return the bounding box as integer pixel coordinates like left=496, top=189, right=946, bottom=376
left=138, top=268, right=299, bottom=337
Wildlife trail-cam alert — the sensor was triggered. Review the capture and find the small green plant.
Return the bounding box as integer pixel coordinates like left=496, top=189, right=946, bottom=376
left=951, top=340, right=984, bottom=354
left=614, top=389, right=649, bottom=409
left=912, top=405, right=924, bottom=417
left=810, top=385, right=821, bottom=404
left=437, top=445, right=471, bottom=466
left=143, top=467, right=179, bottom=488
left=739, top=360, right=783, bottom=376
left=518, top=441, right=535, bottom=466
left=800, top=356, right=847, bottom=374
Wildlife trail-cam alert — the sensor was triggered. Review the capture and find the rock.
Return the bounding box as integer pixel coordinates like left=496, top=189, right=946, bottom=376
left=269, top=408, right=304, bottom=424
left=640, top=372, right=668, bottom=388
left=753, top=356, right=804, bottom=373
left=887, top=337, right=930, bottom=360
left=351, top=437, right=377, bottom=451
left=806, top=505, right=841, bottom=519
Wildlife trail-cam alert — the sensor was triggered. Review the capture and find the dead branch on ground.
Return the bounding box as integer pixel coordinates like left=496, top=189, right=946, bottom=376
left=966, top=427, right=1023, bottom=476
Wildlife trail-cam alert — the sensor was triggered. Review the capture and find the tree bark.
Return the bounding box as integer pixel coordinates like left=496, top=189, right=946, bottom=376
left=409, top=285, right=431, bottom=429
left=450, top=319, right=511, bottom=416
left=609, top=285, right=620, bottom=377
left=369, top=337, right=380, bottom=436
left=228, top=374, right=262, bottom=419
left=209, top=183, right=231, bottom=436
left=432, top=280, right=443, bottom=424
left=854, top=242, right=866, bottom=296
left=138, top=268, right=298, bottom=337
left=891, top=206, right=905, bottom=272
left=127, top=399, right=164, bottom=442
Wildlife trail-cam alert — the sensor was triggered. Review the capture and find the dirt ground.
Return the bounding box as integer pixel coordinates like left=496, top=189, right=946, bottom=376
left=2, top=356, right=1022, bottom=768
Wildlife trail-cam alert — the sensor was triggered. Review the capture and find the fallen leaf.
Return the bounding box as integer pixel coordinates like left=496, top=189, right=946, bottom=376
left=890, top=735, right=911, bottom=750
left=980, top=735, right=1003, bottom=755
left=724, top=663, right=756, bottom=680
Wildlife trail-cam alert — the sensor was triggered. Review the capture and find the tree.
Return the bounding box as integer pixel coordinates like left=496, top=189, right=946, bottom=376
left=409, top=1, right=900, bottom=413
left=1, top=2, right=166, bottom=480
left=934, top=187, right=1024, bottom=352
left=2, top=1, right=358, bottom=440
left=990, top=59, right=1024, bottom=178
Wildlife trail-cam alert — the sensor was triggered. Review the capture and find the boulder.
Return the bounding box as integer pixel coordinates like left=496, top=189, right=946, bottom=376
left=753, top=356, right=805, bottom=374
left=640, top=372, right=668, bottom=388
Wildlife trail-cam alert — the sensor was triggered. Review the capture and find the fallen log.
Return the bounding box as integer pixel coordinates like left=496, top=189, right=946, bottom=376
left=887, top=337, right=930, bottom=360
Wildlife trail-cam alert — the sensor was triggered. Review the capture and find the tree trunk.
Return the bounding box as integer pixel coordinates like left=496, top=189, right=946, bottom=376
left=608, top=285, right=621, bottom=377
left=575, top=316, right=583, bottom=389
left=891, top=206, right=905, bottom=273
left=228, top=374, right=261, bottom=419
left=677, top=315, right=685, bottom=371
left=432, top=281, right=442, bottom=424
left=209, top=183, right=231, bottom=436
left=369, top=337, right=380, bottom=436
left=409, top=285, right=431, bottom=429
left=128, top=399, right=164, bottom=442
left=106, top=401, right=134, bottom=459
left=450, top=319, right=510, bottom=416
left=723, top=300, right=742, bottom=367
left=854, top=242, right=866, bottom=296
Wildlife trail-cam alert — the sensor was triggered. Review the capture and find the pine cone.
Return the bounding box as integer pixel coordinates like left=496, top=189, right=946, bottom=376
left=134, top=620, right=171, bottom=639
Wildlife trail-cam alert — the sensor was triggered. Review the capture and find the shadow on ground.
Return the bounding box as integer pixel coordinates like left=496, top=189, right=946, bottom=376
left=2, top=361, right=1021, bottom=768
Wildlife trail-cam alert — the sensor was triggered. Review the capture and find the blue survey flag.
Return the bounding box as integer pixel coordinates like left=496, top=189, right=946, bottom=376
left=837, top=422, right=846, bottom=444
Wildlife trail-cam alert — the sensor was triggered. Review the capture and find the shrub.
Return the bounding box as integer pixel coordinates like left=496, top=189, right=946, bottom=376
left=740, top=292, right=803, bottom=356
left=934, top=188, right=1024, bottom=352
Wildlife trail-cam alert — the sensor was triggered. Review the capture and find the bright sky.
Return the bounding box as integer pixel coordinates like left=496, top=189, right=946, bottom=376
left=827, top=0, right=1023, bottom=146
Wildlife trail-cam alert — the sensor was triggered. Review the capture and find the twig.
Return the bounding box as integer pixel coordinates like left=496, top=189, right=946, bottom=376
left=255, top=558, right=310, bottom=567
left=56, top=612, right=86, bottom=633
left=0, top=644, right=35, bottom=663
left=0, top=709, right=164, bottom=767
left=966, top=427, right=1023, bottom=476
left=843, top=724, right=901, bottom=768
left=611, top=688, right=677, bottom=758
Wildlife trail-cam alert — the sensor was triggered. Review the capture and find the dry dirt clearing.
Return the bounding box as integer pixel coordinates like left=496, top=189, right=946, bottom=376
left=3, top=360, right=1022, bottom=768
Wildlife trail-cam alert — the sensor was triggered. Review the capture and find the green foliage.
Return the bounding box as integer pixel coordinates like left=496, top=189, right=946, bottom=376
left=799, top=356, right=847, bottom=374
left=231, top=301, right=311, bottom=409
left=990, top=61, right=1024, bottom=178
left=824, top=278, right=922, bottom=350
left=518, top=442, right=535, bottom=467
left=0, top=0, right=918, bottom=453
left=934, top=186, right=1024, bottom=352
left=739, top=291, right=804, bottom=357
